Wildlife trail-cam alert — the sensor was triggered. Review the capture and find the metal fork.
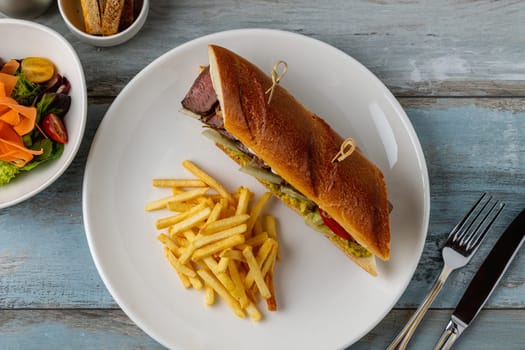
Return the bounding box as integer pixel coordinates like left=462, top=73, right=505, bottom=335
left=387, top=193, right=505, bottom=350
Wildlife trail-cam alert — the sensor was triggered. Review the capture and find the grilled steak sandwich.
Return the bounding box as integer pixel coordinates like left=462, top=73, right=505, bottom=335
left=181, top=45, right=391, bottom=276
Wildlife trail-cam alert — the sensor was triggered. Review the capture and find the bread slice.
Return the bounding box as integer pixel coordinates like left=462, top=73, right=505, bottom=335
left=80, top=0, right=102, bottom=35
left=98, top=0, right=107, bottom=16
left=207, top=45, right=391, bottom=264
left=101, top=0, right=125, bottom=35
left=119, top=0, right=135, bottom=31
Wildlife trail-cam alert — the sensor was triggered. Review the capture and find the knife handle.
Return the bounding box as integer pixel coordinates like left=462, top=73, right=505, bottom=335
left=434, top=318, right=466, bottom=350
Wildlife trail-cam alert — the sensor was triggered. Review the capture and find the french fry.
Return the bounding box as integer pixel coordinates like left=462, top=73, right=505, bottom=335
left=245, top=302, right=262, bottom=321
left=182, top=160, right=234, bottom=203
left=216, top=256, right=230, bottom=274
left=169, top=207, right=211, bottom=235
left=176, top=271, right=192, bottom=289
left=200, top=256, right=217, bottom=271
left=198, top=256, right=236, bottom=292
left=152, top=179, right=207, bottom=188
left=148, top=161, right=280, bottom=321
left=244, top=232, right=269, bottom=248
left=242, top=246, right=271, bottom=299
left=246, top=192, right=273, bottom=236
left=264, top=215, right=280, bottom=260
left=261, top=242, right=278, bottom=279
left=219, top=248, right=244, bottom=261
left=207, top=201, right=223, bottom=223
left=265, top=273, right=277, bottom=311
left=189, top=275, right=204, bottom=290
left=228, top=259, right=249, bottom=308
left=235, top=186, right=252, bottom=215
left=192, top=234, right=245, bottom=261
left=157, top=233, right=182, bottom=256
left=164, top=247, right=197, bottom=278
left=200, top=214, right=250, bottom=235
left=263, top=215, right=277, bottom=239
left=167, top=201, right=194, bottom=212
left=145, top=194, right=179, bottom=211
left=145, top=187, right=209, bottom=211
left=194, top=224, right=247, bottom=249
left=159, top=233, right=191, bottom=289
left=219, top=198, right=229, bottom=214
left=204, top=283, right=215, bottom=305
left=244, top=239, right=276, bottom=289
left=172, top=187, right=185, bottom=195
left=171, top=234, right=189, bottom=247
left=179, top=224, right=247, bottom=264
left=253, top=219, right=264, bottom=237
left=196, top=196, right=215, bottom=208
left=197, top=269, right=245, bottom=318
left=156, top=203, right=207, bottom=229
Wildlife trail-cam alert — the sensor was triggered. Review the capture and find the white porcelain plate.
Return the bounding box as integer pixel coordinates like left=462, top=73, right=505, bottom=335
left=83, top=29, right=430, bottom=350
left=0, top=19, right=87, bottom=209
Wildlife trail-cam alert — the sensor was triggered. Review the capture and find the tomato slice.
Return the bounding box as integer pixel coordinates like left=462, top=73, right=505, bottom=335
left=318, top=209, right=353, bottom=241
left=41, top=113, right=68, bottom=144
left=20, top=57, right=55, bottom=83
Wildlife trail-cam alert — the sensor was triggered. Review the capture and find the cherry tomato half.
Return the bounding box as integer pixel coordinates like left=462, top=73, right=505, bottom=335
left=42, top=113, right=68, bottom=144
left=318, top=209, right=353, bottom=241
left=21, top=57, right=55, bottom=83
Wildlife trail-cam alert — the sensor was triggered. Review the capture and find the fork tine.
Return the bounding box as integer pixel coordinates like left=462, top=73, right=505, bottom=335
left=450, top=192, right=487, bottom=241
left=456, top=194, right=493, bottom=242
left=465, top=201, right=505, bottom=250
left=459, top=196, right=495, bottom=245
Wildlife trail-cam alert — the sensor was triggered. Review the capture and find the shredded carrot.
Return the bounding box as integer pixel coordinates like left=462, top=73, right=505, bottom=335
left=0, top=109, right=20, bottom=125
left=0, top=63, right=42, bottom=167
left=0, top=72, right=18, bottom=97
left=0, top=120, right=42, bottom=166
left=0, top=96, right=38, bottom=135
left=0, top=59, right=20, bottom=75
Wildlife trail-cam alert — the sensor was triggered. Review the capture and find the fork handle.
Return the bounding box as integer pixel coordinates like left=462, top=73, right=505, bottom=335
left=387, top=265, right=453, bottom=350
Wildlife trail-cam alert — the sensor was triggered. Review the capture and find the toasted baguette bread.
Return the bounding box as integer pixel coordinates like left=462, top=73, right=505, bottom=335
left=98, top=0, right=106, bottom=16
left=119, top=0, right=135, bottom=31
left=101, top=0, right=125, bottom=35
left=80, top=0, right=102, bottom=35
left=207, top=45, right=390, bottom=262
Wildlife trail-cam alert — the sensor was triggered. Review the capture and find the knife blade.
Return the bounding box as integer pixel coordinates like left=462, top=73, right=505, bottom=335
left=434, top=208, right=525, bottom=350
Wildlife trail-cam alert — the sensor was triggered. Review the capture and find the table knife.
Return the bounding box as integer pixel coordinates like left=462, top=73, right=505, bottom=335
left=434, top=208, right=525, bottom=350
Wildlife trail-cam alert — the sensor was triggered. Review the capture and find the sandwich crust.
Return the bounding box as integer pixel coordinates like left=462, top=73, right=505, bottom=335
left=208, top=45, right=390, bottom=261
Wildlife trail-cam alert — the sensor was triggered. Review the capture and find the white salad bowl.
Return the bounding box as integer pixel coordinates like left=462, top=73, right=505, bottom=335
left=0, top=19, right=87, bottom=209
left=58, top=0, right=149, bottom=47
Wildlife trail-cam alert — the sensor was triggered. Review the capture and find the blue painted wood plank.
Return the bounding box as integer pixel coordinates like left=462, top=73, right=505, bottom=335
left=397, top=100, right=525, bottom=308
left=354, top=309, right=525, bottom=350
left=0, top=309, right=523, bottom=350
left=5, top=1, right=525, bottom=97
left=0, top=310, right=164, bottom=350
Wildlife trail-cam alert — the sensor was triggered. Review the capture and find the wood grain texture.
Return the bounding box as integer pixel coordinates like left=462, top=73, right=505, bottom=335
left=357, top=309, right=525, bottom=350
left=0, top=309, right=523, bottom=349
left=0, top=309, right=164, bottom=350
left=7, top=0, right=525, bottom=97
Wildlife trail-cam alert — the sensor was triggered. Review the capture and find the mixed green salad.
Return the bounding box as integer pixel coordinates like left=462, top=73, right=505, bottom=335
left=0, top=57, right=71, bottom=186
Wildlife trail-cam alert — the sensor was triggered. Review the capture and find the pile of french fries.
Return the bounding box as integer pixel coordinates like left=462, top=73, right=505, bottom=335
left=146, top=160, right=280, bottom=321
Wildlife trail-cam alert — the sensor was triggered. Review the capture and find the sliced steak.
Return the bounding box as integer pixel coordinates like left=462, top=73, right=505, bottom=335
left=181, top=66, right=218, bottom=115
left=202, top=112, right=224, bottom=129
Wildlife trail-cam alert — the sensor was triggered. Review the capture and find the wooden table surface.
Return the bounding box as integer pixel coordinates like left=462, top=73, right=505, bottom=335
left=1, top=1, right=524, bottom=349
